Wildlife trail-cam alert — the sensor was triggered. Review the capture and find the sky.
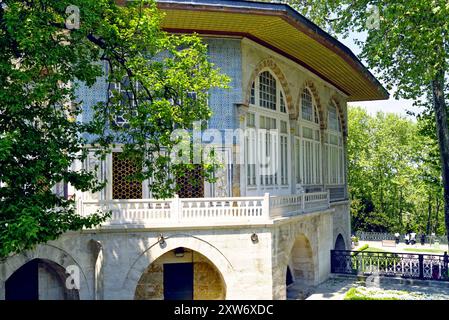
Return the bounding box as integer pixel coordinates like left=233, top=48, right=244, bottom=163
left=338, top=33, right=421, bottom=119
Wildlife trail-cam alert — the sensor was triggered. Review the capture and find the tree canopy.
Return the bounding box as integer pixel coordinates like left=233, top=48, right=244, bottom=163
left=348, top=107, right=444, bottom=234
left=0, top=0, right=228, bottom=258
left=285, top=0, right=449, bottom=240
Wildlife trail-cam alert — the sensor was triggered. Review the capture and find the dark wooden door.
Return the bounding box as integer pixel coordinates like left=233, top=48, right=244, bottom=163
left=163, top=263, right=194, bottom=300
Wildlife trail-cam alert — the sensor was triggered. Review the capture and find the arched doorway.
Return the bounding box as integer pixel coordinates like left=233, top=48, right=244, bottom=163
left=334, top=234, right=346, bottom=250
left=134, top=247, right=226, bottom=300
left=286, top=234, right=315, bottom=299
left=5, top=258, right=79, bottom=300
left=285, top=265, right=294, bottom=287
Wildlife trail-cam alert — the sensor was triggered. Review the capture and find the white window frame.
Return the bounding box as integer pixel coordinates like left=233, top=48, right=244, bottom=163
left=297, top=88, right=322, bottom=187
left=326, top=101, right=345, bottom=185
left=245, top=69, right=290, bottom=195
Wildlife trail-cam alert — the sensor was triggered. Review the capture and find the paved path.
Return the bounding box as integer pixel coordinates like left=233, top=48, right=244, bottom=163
left=293, top=275, right=449, bottom=300
left=287, top=242, right=449, bottom=300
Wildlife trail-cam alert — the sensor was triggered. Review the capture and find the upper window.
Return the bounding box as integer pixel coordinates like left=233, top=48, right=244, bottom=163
left=246, top=69, right=290, bottom=190
left=328, top=102, right=341, bottom=132
left=250, top=70, right=287, bottom=113
left=326, top=101, right=344, bottom=185
left=250, top=82, right=255, bottom=105
left=301, top=88, right=319, bottom=124
left=259, top=71, right=277, bottom=110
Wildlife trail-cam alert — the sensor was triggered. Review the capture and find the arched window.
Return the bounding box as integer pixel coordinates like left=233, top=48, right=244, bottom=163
left=326, top=102, right=344, bottom=185
left=301, top=89, right=319, bottom=124
left=245, top=70, right=289, bottom=193
left=295, top=88, right=322, bottom=186
left=259, top=71, right=277, bottom=110
left=328, top=102, right=341, bottom=132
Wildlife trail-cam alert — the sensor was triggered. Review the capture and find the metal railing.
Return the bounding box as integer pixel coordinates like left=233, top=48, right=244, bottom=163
left=331, top=249, right=449, bottom=281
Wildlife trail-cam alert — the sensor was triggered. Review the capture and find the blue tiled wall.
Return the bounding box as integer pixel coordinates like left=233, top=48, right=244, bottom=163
left=75, top=61, right=108, bottom=143
left=205, top=38, right=242, bottom=131
left=76, top=38, right=242, bottom=143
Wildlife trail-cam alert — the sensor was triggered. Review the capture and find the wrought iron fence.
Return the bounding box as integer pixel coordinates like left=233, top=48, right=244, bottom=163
left=355, top=231, right=448, bottom=245
left=331, top=250, right=449, bottom=281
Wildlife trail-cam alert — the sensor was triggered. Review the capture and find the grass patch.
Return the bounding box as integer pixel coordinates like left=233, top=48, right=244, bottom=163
left=344, top=287, right=414, bottom=300
left=357, top=244, right=369, bottom=252
left=363, top=247, right=389, bottom=253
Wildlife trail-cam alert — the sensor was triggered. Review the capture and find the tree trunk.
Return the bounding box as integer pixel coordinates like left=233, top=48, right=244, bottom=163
left=431, top=70, right=449, bottom=247
left=427, top=192, right=432, bottom=235
left=435, top=195, right=440, bottom=234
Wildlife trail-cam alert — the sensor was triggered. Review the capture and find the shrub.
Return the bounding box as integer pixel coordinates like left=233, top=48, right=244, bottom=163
left=357, top=244, right=369, bottom=252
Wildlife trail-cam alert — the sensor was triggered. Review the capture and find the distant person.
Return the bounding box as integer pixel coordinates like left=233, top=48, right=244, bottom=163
left=420, top=234, right=426, bottom=245
left=394, top=232, right=400, bottom=244
left=410, top=232, right=416, bottom=245
left=404, top=233, right=410, bottom=245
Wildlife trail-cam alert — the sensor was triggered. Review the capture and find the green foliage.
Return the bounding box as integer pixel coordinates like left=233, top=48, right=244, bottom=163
left=362, top=247, right=388, bottom=253
left=0, top=0, right=113, bottom=258
left=0, top=0, right=228, bottom=258
left=344, top=287, right=404, bottom=300
left=347, top=107, right=444, bottom=234
left=285, top=0, right=449, bottom=241
left=287, top=0, right=449, bottom=100
left=86, top=0, right=230, bottom=199
left=357, top=244, right=369, bottom=252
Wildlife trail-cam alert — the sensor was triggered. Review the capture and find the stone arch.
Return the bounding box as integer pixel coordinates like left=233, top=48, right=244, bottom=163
left=288, top=234, right=315, bottom=286
left=134, top=247, right=226, bottom=300
left=5, top=258, right=79, bottom=300
left=244, top=58, right=294, bottom=115
left=281, top=230, right=317, bottom=300
left=123, top=234, right=235, bottom=300
left=285, top=265, right=294, bottom=287
left=329, top=96, right=347, bottom=137
left=0, top=244, right=90, bottom=299
left=334, top=233, right=346, bottom=250
left=297, top=80, right=325, bottom=129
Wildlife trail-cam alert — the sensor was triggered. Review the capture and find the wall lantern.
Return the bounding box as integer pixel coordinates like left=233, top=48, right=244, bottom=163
left=174, top=247, right=185, bottom=258
left=251, top=233, right=259, bottom=243
left=158, top=234, right=165, bottom=246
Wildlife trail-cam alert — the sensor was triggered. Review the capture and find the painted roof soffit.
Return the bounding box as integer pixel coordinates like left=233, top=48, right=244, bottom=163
left=155, top=0, right=390, bottom=102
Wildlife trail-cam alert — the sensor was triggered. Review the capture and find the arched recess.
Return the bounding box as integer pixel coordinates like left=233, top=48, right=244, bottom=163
left=334, top=234, right=346, bottom=250
left=0, top=244, right=90, bottom=300
left=288, top=233, right=315, bottom=286
left=134, top=247, right=226, bottom=300
left=5, top=258, right=79, bottom=300
left=330, top=96, right=347, bottom=137
left=244, top=58, right=294, bottom=115
left=298, top=80, right=325, bottom=129
left=123, top=235, right=235, bottom=300
left=281, top=232, right=318, bottom=300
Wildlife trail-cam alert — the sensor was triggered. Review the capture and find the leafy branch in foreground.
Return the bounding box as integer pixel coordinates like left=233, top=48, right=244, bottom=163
left=0, top=0, right=228, bottom=258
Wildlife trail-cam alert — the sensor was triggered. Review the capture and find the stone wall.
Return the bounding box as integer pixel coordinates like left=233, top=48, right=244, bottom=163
left=0, top=207, right=343, bottom=300
left=331, top=201, right=351, bottom=250
left=0, top=226, right=274, bottom=300
left=38, top=262, right=65, bottom=300
left=193, top=253, right=226, bottom=300
left=135, top=261, right=164, bottom=300
left=270, top=211, right=334, bottom=300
